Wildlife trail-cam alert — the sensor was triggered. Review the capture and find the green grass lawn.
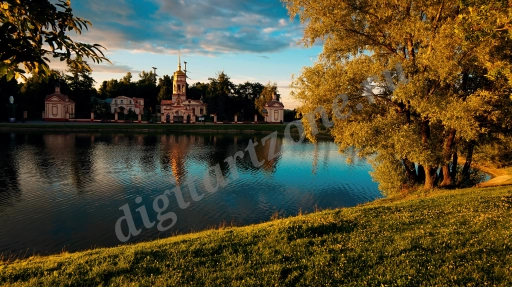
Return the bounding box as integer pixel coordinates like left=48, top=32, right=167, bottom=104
left=1, top=186, right=511, bottom=286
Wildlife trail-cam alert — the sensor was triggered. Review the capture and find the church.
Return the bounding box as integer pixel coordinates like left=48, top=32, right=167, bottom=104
left=160, top=57, right=207, bottom=123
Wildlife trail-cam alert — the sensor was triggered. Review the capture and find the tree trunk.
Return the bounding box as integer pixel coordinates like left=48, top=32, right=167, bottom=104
left=462, top=141, right=475, bottom=181
left=440, top=129, right=456, bottom=187
left=424, top=166, right=437, bottom=190
left=421, top=120, right=430, bottom=142
left=403, top=158, right=418, bottom=184
left=419, top=120, right=431, bottom=185
left=451, top=152, right=458, bottom=180
left=440, top=165, right=451, bottom=186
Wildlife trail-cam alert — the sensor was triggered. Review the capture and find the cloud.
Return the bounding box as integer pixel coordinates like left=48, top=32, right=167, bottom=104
left=48, top=57, right=139, bottom=75
left=70, top=0, right=302, bottom=55
left=89, top=63, right=140, bottom=74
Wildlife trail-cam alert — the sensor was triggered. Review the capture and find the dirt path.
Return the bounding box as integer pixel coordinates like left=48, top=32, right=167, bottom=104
left=473, top=162, right=512, bottom=188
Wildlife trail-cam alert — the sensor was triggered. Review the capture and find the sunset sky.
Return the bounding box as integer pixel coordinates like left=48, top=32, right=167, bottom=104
left=54, top=0, right=324, bottom=109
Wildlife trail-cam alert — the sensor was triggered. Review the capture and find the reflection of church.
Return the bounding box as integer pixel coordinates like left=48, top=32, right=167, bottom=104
left=160, top=57, right=207, bottom=123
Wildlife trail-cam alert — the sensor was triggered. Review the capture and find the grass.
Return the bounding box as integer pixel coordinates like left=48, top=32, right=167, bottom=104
left=1, top=186, right=511, bottom=286
left=0, top=122, right=289, bottom=133
left=0, top=122, right=334, bottom=139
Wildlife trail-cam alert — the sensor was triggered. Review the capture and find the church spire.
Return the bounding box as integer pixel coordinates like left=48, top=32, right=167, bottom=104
left=178, top=51, right=182, bottom=71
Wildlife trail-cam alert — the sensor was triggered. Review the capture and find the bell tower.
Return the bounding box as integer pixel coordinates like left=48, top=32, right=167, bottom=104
left=173, top=52, right=187, bottom=102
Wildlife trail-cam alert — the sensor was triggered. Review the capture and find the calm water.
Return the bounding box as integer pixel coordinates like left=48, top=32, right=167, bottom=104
left=0, top=132, right=380, bottom=258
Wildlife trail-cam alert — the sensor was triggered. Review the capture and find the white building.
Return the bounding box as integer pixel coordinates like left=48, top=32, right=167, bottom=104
left=110, top=96, right=144, bottom=114
left=264, top=93, right=284, bottom=123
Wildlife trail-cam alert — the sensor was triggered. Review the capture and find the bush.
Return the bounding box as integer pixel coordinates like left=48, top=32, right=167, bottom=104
left=474, top=137, right=512, bottom=168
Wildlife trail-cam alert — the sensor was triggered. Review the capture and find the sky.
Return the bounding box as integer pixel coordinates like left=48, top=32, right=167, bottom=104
left=49, top=0, right=324, bottom=109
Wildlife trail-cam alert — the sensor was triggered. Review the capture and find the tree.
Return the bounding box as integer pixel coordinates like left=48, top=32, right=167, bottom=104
left=0, top=76, right=19, bottom=120
left=157, top=75, right=173, bottom=102
left=137, top=70, right=158, bottom=110
left=188, top=82, right=209, bottom=101
left=255, top=82, right=279, bottom=115
left=118, top=72, right=137, bottom=98
left=234, top=82, right=264, bottom=120
left=0, top=0, right=109, bottom=81
left=120, top=72, right=132, bottom=85
left=98, top=79, right=120, bottom=99
left=66, top=60, right=96, bottom=117
left=204, top=72, right=235, bottom=120
left=284, top=0, right=512, bottom=193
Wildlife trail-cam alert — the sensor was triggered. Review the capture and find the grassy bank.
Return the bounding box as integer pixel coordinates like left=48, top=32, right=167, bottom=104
left=0, top=122, right=290, bottom=133
left=0, top=122, right=334, bottom=139
left=1, top=186, right=511, bottom=286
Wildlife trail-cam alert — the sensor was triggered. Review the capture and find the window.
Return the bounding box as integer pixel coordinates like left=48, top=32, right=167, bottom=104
left=121, top=100, right=124, bottom=104
left=274, top=110, right=279, bottom=121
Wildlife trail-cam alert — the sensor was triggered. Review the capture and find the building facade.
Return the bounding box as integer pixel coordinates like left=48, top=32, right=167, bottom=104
left=264, top=93, right=284, bottom=123
left=160, top=57, right=207, bottom=123
left=44, top=84, right=75, bottom=121
left=110, top=96, right=144, bottom=114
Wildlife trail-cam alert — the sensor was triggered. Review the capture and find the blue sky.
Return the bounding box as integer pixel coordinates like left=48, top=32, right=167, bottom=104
left=51, top=0, right=324, bottom=109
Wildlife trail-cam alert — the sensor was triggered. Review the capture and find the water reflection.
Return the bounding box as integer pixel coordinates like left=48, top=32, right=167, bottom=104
left=0, top=132, right=380, bottom=258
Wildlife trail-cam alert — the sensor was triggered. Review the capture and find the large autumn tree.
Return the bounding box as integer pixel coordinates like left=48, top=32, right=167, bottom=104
left=0, top=0, right=109, bottom=81
left=284, top=0, right=512, bottom=193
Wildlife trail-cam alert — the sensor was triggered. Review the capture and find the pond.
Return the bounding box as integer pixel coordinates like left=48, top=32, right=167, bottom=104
left=0, top=132, right=381, bottom=258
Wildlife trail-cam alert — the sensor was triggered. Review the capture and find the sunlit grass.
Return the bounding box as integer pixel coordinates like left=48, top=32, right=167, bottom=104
left=1, top=186, right=511, bottom=286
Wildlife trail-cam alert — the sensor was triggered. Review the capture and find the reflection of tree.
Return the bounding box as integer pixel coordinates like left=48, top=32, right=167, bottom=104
left=69, top=135, right=95, bottom=190
left=140, top=135, right=158, bottom=173
left=30, top=134, right=95, bottom=191
left=0, top=133, right=22, bottom=212
left=312, top=143, right=319, bottom=175
left=200, top=134, right=283, bottom=175
left=253, top=135, right=283, bottom=174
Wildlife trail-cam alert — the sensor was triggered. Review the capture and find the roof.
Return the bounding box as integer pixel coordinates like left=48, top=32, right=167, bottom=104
left=113, top=95, right=137, bottom=100
left=105, top=98, right=113, bottom=104
left=161, top=100, right=173, bottom=105
left=174, top=70, right=186, bottom=76
left=45, top=93, right=74, bottom=103
left=265, top=100, right=284, bottom=108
